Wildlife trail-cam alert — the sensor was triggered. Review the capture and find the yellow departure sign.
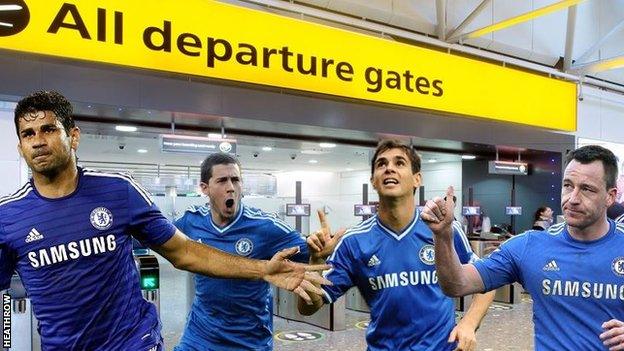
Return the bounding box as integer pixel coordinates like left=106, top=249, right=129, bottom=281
left=0, top=0, right=576, bottom=131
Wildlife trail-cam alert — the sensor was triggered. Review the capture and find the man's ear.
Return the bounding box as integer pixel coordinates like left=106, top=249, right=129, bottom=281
left=69, top=127, right=80, bottom=151
left=370, top=176, right=377, bottom=191
left=413, top=172, right=422, bottom=189
left=199, top=182, right=209, bottom=196
left=607, top=187, right=617, bottom=207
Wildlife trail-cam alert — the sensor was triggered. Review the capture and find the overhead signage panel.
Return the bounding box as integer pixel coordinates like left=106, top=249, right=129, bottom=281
left=161, top=134, right=236, bottom=154
left=488, top=161, right=529, bottom=175
left=0, top=0, right=576, bottom=131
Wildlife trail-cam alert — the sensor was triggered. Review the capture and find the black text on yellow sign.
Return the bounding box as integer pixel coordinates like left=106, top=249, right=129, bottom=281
left=0, top=0, right=576, bottom=131
left=47, top=3, right=445, bottom=98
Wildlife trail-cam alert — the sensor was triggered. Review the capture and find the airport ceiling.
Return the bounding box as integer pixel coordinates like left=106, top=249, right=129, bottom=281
left=230, top=0, right=624, bottom=87
left=76, top=120, right=469, bottom=173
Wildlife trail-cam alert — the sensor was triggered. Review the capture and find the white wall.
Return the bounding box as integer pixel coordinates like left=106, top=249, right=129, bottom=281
left=0, top=105, right=27, bottom=196
left=276, top=170, right=361, bottom=233
left=421, top=161, right=463, bottom=220
left=273, top=161, right=463, bottom=234
left=570, top=87, right=624, bottom=202
left=575, top=87, right=624, bottom=144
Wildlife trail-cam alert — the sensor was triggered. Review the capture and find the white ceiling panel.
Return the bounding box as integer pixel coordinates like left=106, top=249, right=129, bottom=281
left=490, top=1, right=534, bottom=52
left=327, top=0, right=394, bottom=23
left=229, top=0, right=624, bottom=85
left=388, top=0, right=436, bottom=34
left=447, top=0, right=494, bottom=40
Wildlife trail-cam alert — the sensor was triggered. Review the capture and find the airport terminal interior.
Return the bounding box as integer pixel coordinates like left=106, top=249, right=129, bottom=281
left=1, top=0, right=624, bottom=350
left=76, top=121, right=543, bottom=351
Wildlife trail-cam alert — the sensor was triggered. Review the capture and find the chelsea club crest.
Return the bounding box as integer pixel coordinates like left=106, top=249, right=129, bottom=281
left=612, top=256, right=624, bottom=277
left=90, top=207, right=113, bottom=230
left=419, top=245, right=435, bottom=265
left=235, top=238, right=254, bottom=256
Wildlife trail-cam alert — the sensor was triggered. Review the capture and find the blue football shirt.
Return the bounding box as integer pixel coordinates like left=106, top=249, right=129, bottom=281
left=0, top=168, right=176, bottom=351
left=322, top=210, right=476, bottom=351
left=174, top=204, right=309, bottom=351
left=474, top=220, right=624, bottom=350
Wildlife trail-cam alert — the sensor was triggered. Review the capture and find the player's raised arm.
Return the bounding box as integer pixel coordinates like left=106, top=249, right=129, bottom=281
left=152, top=229, right=331, bottom=303
left=421, top=186, right=485, bottom=296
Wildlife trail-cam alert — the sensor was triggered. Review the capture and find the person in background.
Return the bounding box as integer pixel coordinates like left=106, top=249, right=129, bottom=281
left=531, top=206, right=553, bottom=230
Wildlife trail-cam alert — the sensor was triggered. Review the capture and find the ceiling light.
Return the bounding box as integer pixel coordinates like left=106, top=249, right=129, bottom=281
left=137, top=149, right=148, bottom=153
left=262, top=146, right=273, bottom=151
left=208, top=133, right=225, bottom=139
left=115, top=125, right=137, bottom=132
left=462, top=155, right=477, bottom=160
left=301, top=149, right=328, bottom=155
left=319, top=142, right=336, bottom=148
left=428, top=159, right=437, bottom=163
left=346, top=168, right=354, bottom=171
left=309, top=159, right=318, bottom=164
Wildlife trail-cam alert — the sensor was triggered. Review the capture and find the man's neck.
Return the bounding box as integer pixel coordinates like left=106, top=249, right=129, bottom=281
left=210, top=206, right=239, bottom=228
left=377, top=195, right=416, bottom=233
left=567, top=217, right=611, bottom=241
left=32, top=164, right=79, bottom=199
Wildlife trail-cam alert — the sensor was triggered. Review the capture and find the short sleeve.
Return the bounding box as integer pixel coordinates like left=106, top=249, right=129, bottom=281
left=126, top=179, right=176, bottom=246
left=174, top=212, right=190, bottom=236
left=322, top=239, right=356, bottom=303
left=472, top=234, right=528, bottom=291
left=452, top=221, right=478, bottom=264
left=265, top=218, right=309, bottom=263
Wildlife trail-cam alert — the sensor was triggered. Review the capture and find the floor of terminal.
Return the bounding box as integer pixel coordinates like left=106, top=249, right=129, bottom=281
left=273, top=300, right=534, bottom=351
left=158, top=256, right=535, bottom=350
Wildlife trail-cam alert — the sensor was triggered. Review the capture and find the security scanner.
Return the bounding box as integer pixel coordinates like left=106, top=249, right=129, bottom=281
left=2, top=274, right=35, bottom=351
left=354, top=204, right=377, bottom=217
left=134, top=255, right=160, bottom=314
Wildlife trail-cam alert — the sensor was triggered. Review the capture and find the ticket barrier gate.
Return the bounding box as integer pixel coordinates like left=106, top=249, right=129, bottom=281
left=272, top=286, right=346, bottom=331
left=134, top=255, right=160, bottom=314
left=494, top=282, right=523, bottom=304
left=185, top=277, right=346, bottom=331
left=346, top=286, right=473, bottom=313
left=345, top=287, right=369, bottom=312
left=455, top=294, right=473, bottom=313
left=2, top=274, right=37, bottom=351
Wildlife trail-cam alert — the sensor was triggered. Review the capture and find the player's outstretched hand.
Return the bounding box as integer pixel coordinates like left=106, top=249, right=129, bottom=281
left=263, top=246, right=332, bottom=304
left=421, top=186, right=456, bottom=239
left=307, top=209, right=346, bottom=262
left=600, top=319, right=624, bottom=350
left=448, top=320, right=477, bottom=351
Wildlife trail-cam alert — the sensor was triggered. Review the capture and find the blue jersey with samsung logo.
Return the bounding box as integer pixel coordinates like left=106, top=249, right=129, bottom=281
left=0, top=167, right=176, bottom=351
left=174, top=204, right=308, bottom=351
left=473, top=220, right=624, bottom=350
left=322, top=210, right=476, bottom=351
